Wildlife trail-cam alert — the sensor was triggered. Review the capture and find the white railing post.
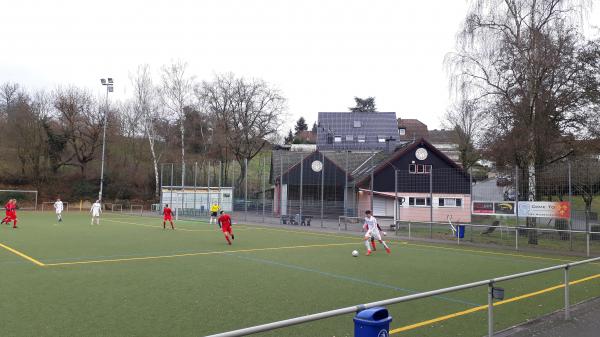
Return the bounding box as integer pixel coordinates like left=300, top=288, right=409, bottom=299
left=515, top=228, right=519, bottom=251
left=488, top=282, right=494, bottom=337
left=564, top=266, right=570, bottom=320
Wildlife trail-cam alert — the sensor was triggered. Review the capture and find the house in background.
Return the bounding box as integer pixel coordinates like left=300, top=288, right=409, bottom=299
left=317, top=112, right=399, bottom=152
left=428, top=129, right=460, bottom=163
left=398, top=118, right=462, bottom=165
left=356, top=138, right=471, bottom=222
left=397, top=118, right=428, bottom=143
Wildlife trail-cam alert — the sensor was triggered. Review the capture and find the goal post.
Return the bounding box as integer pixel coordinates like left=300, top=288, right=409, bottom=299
left=111, top=204, right=123, bottom=212
left=41, top=202, right=70, bottom=212
left=129, top=204, right=143, bottom=216
left=0, top=190, right=38, bottom=210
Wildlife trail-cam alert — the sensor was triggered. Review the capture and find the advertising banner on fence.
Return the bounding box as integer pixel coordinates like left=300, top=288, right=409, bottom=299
left=472, top=202, right=515, bottom=216
left=517, top=201, right=571, bottom=219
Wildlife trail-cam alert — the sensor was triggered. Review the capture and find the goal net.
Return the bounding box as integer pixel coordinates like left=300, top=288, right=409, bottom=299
left=111, top=204, right=123, bottom=212
left=0, top=190, right=38, bottom=210
left=41, top=202, right=70, bottom=212
left=128, top=205, right=144, bottom=216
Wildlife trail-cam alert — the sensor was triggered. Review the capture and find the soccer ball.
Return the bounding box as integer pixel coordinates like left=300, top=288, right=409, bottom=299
left=352, top=250, right=359, bottom=257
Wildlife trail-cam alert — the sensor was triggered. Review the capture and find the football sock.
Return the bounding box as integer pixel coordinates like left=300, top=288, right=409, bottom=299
left=225, top=236, right=231, bottom=244
left=231, top=234, right=234, bottom=240
left=12, top=220, right=17, bottom=228
left=380, top=241, right=389, bottom=249
left=371, top=240, right=376, bottom=250
left=364, top=240, right=371, bottom=250
left=170, top=221, right=174, bottom=229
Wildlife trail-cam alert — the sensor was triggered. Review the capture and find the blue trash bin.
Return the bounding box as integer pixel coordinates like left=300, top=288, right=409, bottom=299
left=455, top=225, right=465, bottom=238
left=353, top=307, right=392, bottom=337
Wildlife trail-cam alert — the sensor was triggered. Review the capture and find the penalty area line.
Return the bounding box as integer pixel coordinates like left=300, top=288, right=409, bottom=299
left=0, top=242, right=45, bottom=267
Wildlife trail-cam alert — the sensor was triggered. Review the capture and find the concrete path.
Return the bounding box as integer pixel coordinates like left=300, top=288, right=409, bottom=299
left=496, top=297, right=600, bottom=337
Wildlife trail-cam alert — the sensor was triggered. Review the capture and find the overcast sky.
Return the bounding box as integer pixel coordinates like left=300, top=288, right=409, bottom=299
left=1, top=0, right=599, bottom=131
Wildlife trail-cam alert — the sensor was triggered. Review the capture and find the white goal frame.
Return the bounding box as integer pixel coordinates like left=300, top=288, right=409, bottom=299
left=0, top=189, right=38, bottom=210
left=111, top=203, right=123, bottom=212
left=41, top=202, right=70, bottom=212
left=129, top=204, right=144, bottom=216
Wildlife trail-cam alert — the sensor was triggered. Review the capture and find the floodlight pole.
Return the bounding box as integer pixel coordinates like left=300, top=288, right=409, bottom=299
left=99, top=78, right=113, bottom=201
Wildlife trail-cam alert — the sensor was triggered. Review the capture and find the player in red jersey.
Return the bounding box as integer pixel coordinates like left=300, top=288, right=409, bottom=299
left=217, top=210, right=234, bottom=245
left=162, top=204, right=175, bottom=230
left=2, top=199, right=17, bottom=228
left=6, top=199, right=17, bottom=228
left=1, top=199, right=12, bottom=225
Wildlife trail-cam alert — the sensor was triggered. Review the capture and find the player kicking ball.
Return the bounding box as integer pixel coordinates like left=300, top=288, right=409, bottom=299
left=90, top=200, right=102, bottom=225
left=217, top=210, right=234, bottom=245
left=54, top=197, right=64, bottom=222
left=363, top=210, right=390, bottom=256
left=162, top=204, right=175, bottom=230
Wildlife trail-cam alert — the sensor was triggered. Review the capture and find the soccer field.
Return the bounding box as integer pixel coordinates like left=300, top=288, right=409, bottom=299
left=1, top=212, right=599, bottom=337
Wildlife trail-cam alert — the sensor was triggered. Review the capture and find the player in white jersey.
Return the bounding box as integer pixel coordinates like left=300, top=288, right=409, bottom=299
left=90, top=200, right=102, bottom=225
left=53, top=198, right=64, bottom=222
left=363, top=210, right=390, bottom=256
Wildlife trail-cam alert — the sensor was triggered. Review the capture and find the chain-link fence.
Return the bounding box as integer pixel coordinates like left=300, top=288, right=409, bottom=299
left=157, top=153, right=600, bottom=255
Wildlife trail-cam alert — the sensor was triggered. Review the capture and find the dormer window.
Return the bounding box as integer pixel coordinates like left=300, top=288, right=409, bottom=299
left=346, top=135, right=353, bottom=141
left=357, top=135, right=366, bottom=143
left=334, top=136, right=342, bottom=143
left=399, top=128, right=406, bottom=135
left=353, top=121, right=362, bottom=128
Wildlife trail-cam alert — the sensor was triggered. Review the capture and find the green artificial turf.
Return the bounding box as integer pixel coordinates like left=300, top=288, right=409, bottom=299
left=0, top=211, right=599, bottom=337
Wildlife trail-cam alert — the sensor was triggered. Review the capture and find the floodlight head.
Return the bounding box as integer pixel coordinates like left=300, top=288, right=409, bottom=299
left=108, top=86, right=114, bottom=92
left=100, top=78, right=106, bottom=85
left=107, top=78, right=113, bottom=84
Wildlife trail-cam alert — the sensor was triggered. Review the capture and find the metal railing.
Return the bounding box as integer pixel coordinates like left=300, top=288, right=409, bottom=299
left=205, top=256, right=600, bottom=337
left=394, top=220, right=600, bottom=257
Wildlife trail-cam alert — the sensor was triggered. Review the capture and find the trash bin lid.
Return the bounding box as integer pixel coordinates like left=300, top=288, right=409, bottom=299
left=355, top=307, right=391, bottom=322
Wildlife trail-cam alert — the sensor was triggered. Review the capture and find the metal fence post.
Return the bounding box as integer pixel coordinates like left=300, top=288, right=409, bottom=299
left=218, top=161, right=222, bottom=211
left=208, top=161, right=212, bottom=214
left=321, top=152, right=325, bottom=228
left=515, top=227, right=519, bottom=251
left=568, top=161, right=573, bottom=250
left=564, top=265, right=570, bottom=320
left=170, top=163, right=174, bottom=208
left=394, top=170, right=398, bottom=223
left=160, top=163, right=164, bottom=209
left=488, top=282, right=494, bottom=337
left=299, top=154, right=304, bottom=224
left=244, top=158, right=248, bottom=221
left=515, top=166, right=519, bottom=228
left=429, top=169, right=433, bottom=238
left=194, top=162, right=198, bottom=216
left=262, top=156, right=266, bottom=223
left=370, top=152, right=374, bottom=212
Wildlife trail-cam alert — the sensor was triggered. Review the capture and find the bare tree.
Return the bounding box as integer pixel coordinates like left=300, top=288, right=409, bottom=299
left=53, top=87, right=104, bottom=177
left=132, top=64, right=164, bottom=199
left=448, top=0, right=596, bottom=244
left=444, top=96, right=484, bottom=169
left=160, top=61, right=194, bottom=188
left=198, top=73, right=286, bottom=188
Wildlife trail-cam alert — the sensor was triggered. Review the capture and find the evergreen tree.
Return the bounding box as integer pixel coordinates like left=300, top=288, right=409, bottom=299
left=284, top=129, right=294, bottom=144
left=349, top=97, right=376, bottom=112
left=294, top=117, right=308, bottom=134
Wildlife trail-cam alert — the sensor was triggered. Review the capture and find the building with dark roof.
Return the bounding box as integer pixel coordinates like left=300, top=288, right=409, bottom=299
left=356, top=138, right=471, bottom=221
left=316, top=112, right=399, bottom=152
left=397, top=118, right=428, bottom=142
left=428, top=129, right=460, bottom=163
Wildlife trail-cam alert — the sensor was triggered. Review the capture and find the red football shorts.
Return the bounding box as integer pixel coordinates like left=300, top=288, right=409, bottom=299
left=163, top=215, right=172, bottom=221
left=221, top=224, right=232, bottom=233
